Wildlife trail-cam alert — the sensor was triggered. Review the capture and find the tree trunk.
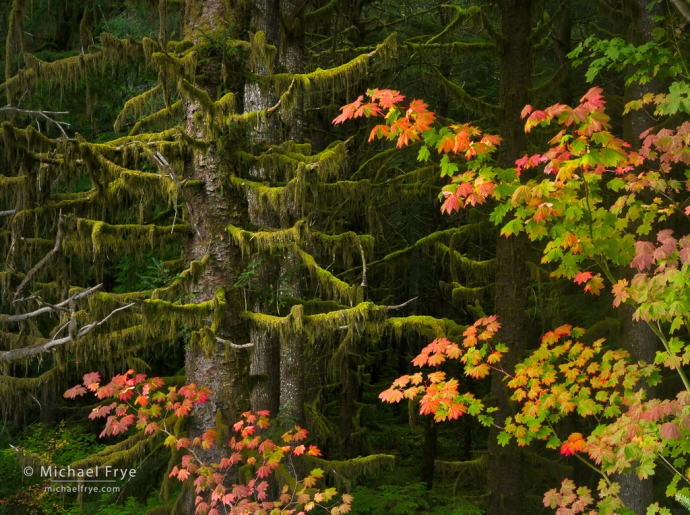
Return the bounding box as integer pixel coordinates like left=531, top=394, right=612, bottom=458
left=613, top=2, right=661, bottom=512
left=420, top=415, right=438, bottom=489
left=182, top=3, right=251, bottom=513
left=486, top=1, right=532, bottom=514
left=280, top=0, right=304, bottom=142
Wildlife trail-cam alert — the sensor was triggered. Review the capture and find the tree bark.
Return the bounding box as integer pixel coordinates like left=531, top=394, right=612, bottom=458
left=280, top=0, right=305, bottom=142
left=182, top=4, right=251, bottom=513
left=613, top=2, right=662, bottom=511
left=486, top=1, right=532, bottom=514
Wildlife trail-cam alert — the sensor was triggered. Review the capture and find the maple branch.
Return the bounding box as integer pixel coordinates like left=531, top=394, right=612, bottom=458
left=574, top=450, right=611, bottom=484
left=649, top=321, right=690, bottom=392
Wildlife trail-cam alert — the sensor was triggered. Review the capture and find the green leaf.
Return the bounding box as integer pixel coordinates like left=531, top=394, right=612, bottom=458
left=490, top=203, right=512, bottom=225
left=497, top=431, right=511, bottom=446
left=440, top=155, right=459, bottom=177
left=670, top=317, right=683, bottom=334
left=417, top=145, right=431, bottom=162
left=607, top=178, right=626, bottom=192
left=500, top=219, right=524, bottom=237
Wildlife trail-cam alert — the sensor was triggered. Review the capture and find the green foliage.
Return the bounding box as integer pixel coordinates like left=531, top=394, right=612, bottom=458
left=350, top=483, right=483, bottom=515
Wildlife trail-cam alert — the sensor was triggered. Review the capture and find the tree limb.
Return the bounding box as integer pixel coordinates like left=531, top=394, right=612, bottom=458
left=0, top=301, right=134, bottom=362
left=5, top=284, right=103, bottom=322
left=0, top=210, right=16, bottom=216
left=13, top=215, right=64, bottom=300
left=216, top=336, right=255, bottom=349
left=0, top=104, right=71, bottom=140
left=386, top=297, right=418, bottom=311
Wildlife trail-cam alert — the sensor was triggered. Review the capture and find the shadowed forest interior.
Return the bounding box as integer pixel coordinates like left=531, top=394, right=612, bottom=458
left=1, top=0, right=690, bottom=514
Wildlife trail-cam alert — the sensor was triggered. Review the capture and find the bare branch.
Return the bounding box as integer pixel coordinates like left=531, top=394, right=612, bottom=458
left=14, top=216, right=64, bottom=300
left=0, top=210, right=16, bottom=216
left=151, top=150, right=201, bottom=237
left=0, top=302, right=134, bottom=363
left=267, top=78, right=296, bottom=115
left=4, top=284, right=103, bottom=322
left=359, top=241, right=367, bottom=288
left=386, top=297, right=418, bottom=311
left=0, top=104, right=71, bottom=140
left=216, top=336, right=255, bottom=349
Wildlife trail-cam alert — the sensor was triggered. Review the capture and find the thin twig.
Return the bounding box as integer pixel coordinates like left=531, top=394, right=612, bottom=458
left=0, top=210, right=16, bottom=216
left=386, top=296, right=418, bottom=310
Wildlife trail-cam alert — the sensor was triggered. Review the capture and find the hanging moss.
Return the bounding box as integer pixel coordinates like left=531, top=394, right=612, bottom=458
left=151, top=254, right=210, bottom=301
left=114, top=84, right=164, bottom=133
left=297, top=454, right=395, bottom=491
left=435, top=71, right=499, bottom=118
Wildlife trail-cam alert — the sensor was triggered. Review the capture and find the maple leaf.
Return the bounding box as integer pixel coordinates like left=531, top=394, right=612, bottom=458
left=307, top=445, right=322, bottom=456
left=573, top=271, right=593, bottom=285
left=660, top=422, right=681, bottom=441
left=446, top=403, right=466, bottom=420
left=332, top=96, right=363, bottom=124
left=630, top=241, right=656, bottom=270
left=379, top=388, right=404, bottom=403
left=584, top=275, right=604, bottom=295
left=64, top=385, right=87, bottom=399
left=521, top=104, right=533, bottom=119
left=611, top=279, right=630, bottom=308
left=177, top=468, right=190, bottom=481
left=368, top=88, right=405, bottom=108
left=83, top=372, right=101, bottom=391
left=560, top=433, right=586, bottom=456
left=428, top=371, right=446, bottom=383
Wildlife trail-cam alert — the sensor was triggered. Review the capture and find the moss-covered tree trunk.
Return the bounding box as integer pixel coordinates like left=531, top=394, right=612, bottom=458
left=183, top=0, right=250, bottom=478
left=244, top=0, right=282, bottom=417
left=486, top=1, right=532, bottom=513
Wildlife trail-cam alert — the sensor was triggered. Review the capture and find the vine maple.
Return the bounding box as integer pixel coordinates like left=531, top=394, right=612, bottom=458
left=64, top=371, right=352, bottom=515
left=334, top=86, right=690, bottom=513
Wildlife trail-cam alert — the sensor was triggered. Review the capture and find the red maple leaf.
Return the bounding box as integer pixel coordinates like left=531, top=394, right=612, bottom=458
left=573, top=271, right=593, bottom=285
left=630, top=241, right=656, bottom=271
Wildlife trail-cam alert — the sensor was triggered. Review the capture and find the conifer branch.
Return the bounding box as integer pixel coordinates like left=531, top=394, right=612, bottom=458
left=529, top=1, right=568, bottom=44
left=215, top=336, right=255, bottom=349
left=266, top=78, right=296, bottom=115
left=0, top=104, right=71, bottom=139
left=5, top=284, right=103, bottom=321
left=0, top=301, right=135, bottom=363
left=13, top=215, right=64, bottom=300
